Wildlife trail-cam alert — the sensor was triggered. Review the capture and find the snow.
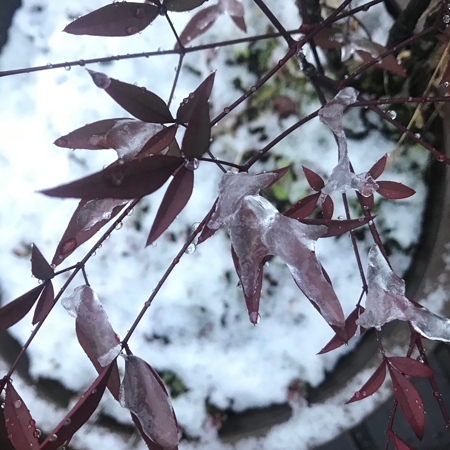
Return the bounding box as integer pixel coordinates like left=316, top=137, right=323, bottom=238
left=0, top=0, right=434, bottom=449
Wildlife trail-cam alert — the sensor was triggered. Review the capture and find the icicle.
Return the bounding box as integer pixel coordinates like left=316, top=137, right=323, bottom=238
left=77, top=198, right=128, bottom=231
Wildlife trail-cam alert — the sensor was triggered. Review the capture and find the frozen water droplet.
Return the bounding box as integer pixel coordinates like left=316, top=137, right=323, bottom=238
left=444, top=15, right=450, bottom=24
left=135, top=6, right=146, bottom=18
left=387, top=110, right=396, bottom=119
left=444, top=81, right=449, bottom=88
left=33, top=429, right=41, bottom=438
left=184, top=158, right=199, bottom=171
left=361, top=390, right=366, bottom=396
left=49, top=434, right=58, bottom=442
left=224, top=107, right=230, bottom=114
left=60, top=238, right=77, bottom=255
left=92, top=389, right=97, bottom=394
left=437, top=154, right=445, bottom=162
left=14, top=400, right=22, bottom=409
left=337, top=215, right=344, bottom=220
left=414, top=133, right=421, bottom=139
left=250, top=86, right=256, bottom=92
left=264, top=261, right=270, bottom=267
left=127, top=208, right=135, bottom=216
left=115, top=222, right=123, bottom=230
left=359, top=217, right=364, bottom=222
left=78, top=59, right=86, bottom=67
left=89, top=70, right=111, bottom=89
left=354, top=391, right=361, bottom=398
left=64, top=418, right=71, bottom=426
left=5, top=418, right=9, bottom=423
left=64, top=65, right=71, bottom=71
left=127, top=26, right=139, bottom=35
left=46, top=63, right=53, bottom=68
left=185, top=243, right=196, bottom=254
left=151, top=242, right=157, bottom=247
left=1, top=403, right=4, bottom=409
left=29, top=419, right=35, bottom=426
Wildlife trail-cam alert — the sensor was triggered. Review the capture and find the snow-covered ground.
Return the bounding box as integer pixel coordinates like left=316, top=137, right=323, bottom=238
left=0, top=1, right=430, bottom=449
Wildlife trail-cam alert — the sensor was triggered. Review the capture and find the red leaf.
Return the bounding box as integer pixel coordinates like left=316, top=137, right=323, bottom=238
left=40, top=155, right=183, bottom=200
left=357, top=44, right=407, bottom=77
left=299, top=216, right=375, bottom=238
left=321, top=195, right=334, bottom=219
left=64, top=3, right=159, bottom=37
left=346, top=361, right=387, bottom=404
left=197, top=199, right=219, bottom=245
left=147, top=166, right=194, bottom=245
left=389, top=431, right=416, bottom=450
left=388, top=365, right=425, bottom=440
left=32, top=281, right=54, bottom=325
left=302, top=166, right=324, bottom=191
left=31, top=244, right=54, bottom=280
left=131, top=413, right=167, bottom=450
left=376, top=181, right=415, bottom=199
left=136, top=125, right=178, bottom=158
left=164, top=0, right=208, bottom=12
left=263, top=165, right=292, bottom=188
left=284, top=192, right=320, bottom=219
left=369, top=154, right=387, bottom=180
left=88, top=71, right=174, bottom=124
left=387, top=357, right=434, bottom=378
left=224, top=0, right=247, bottom=33
left=76, top=324, right=121, bottom=401
left=0, top=285, right=45, bottom=332
left=176, top=72, right=215, bottom=124
left=39, top=364, right=113, bottom=450
left=230, top=14, right=247, bottom=33
left=177, top=5, right=220, bottom=47
left=4, top=382, right=39, bottom=450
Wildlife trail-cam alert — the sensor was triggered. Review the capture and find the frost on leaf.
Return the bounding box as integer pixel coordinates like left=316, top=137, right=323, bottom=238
left=319, top=88, right=378, bottom=198
left=120, top=355, right=178, bottom=449
left=209, top=172, right=345, bottom=331
left=77, top=198, right=128, bottom=231
left=62, top=286, right=120, bottom=366
left=357, top=246, right=450, bottom=341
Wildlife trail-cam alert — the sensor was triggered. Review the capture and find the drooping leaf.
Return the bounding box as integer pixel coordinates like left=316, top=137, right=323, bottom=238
left=39, top=364, right=113, bottom=450
left=76, top=324, right=121, bottom=401
left=321, top=195, right=334, bottom=219
left=389, top=431, right=416, bottom=450
left=88, top=70, right=174, bottom=124
left=64, top=3, right=159, bottom=37
left=346, top=361, right=387, bottom=404
left=388, top=365, right=425, bottom=440
left=357, top=44, right=407, bottom=77
left=136, top=125, right=178, bottom=158
left=224, top=0, right=247, bottom=32
left=387, top=357, right=434, bottom=378
left=31, top=244, right=54, bottom=280
left=120, top=355, right=179, bottom=449
left=263, top=164, right=292, bottom=188
left=302, top=166, right=324, bottom=191
left=284, top=192, right=320, bottom=219
left=177, top=5, right=220, bottom=47
left=376, top=181, right=415, bottom=199
left=4, top=382, right=39, bottom=450
left=164, top=0, right=208, bottom=12
left=0, top=285, right=45, bottom=332
left=131, top=413, right=166, bottom=450
left=147, top=166, right=194, bottom=245
left=298, top=216, right=374, bottom=238
left=41, top=155, right=183, bottom=200
left=32, top=281, right=54, bottom=325
left=368, top=154, right=387, bottom=180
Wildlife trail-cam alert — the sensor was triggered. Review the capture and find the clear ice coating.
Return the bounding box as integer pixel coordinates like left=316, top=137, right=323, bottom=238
left=356, top=245, right=450, bottom=342
left=319, top=88, right=378, bottom=198
left=120, top=355, right=178, bottom=449
left=331, top=33, right=380, bottom=62
left=88, top=70, right=111, bottom=90
left=61, top=286, right=121, bottom=366
left=208, top=171, right=345, bottom=328
left=77, top=199, right=128, bottom=231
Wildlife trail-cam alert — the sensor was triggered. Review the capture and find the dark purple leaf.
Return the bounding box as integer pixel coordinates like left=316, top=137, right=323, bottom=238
left=313, top=27, right=341, bottom=49
left=176, top=72, right=215, bottom=124
left=4, top=382, right=39, bottom=450
left=41, top=155, right=183, bottom=200
left=357, top=44, right=407, bottom=77
left=226, top=0, right=246, bottom=32
left=147, top=166, right=194, bottom=245
left=177, top=5, right=220, bottom=48
left=31, top=244, right=54, bottom=280
left=136, top=125, right=178, bottom=158
left=64, top=3, right=159, bottom=37
left=376, top=181, right=415, bottom=199
left=39, top=364, right=113, bottom=450
left=390, top=431, right=416, bottom=450
left=32, top=281, right=54, bottom=325
left=263, top=165, right=292, bottom=188
left=321, top=195, right=334, bottom=219
left=369, top=154, right=387, bottom=180
left=388, top=357, right=434, bottom=378
left=131, top=413, right=167, bottom=450
left=284, top=192, right=320, bottom=219
left=88, top=70, right=174, bottom=124
left=346, top=361, right=387, bottom=404
left=197, top=199, right=219, bottom=245
left=164, top=0, right=208, bottom=12
left=302, top=166, right=324, bottom=191
left=0, top=285, right=45, bottom=332
left=299, top=216, right=375, bottom=238
left=388, top=365, right=425, bottom=440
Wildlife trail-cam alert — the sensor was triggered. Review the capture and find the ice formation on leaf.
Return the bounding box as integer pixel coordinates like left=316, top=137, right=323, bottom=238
left=356, top=246, right=450, bottom=341
left=319, top=88, right=378, bottom=198
left=120, top=355, right=178, bottom=449
left=209, top=172, right=345, bottom=330
left=76, top=198, right=128, bottom=231
left=62, top=286, right=121, bottom=366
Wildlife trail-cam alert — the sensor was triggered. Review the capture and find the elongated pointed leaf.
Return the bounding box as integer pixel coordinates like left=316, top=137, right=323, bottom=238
left=88, top=71, right=174, bottom=124
left=346, top=361, right=386, bottom=403
left=31, top=244, right=54, bottom=280
left=131, top=413, right=166, bottom=450
left=299, top=216, right=375, bottom=237
left=369, top=154, right=387, bottom=180
left=0, top=285, right=45, bottom=331
left=388, top=357, right=434, bottom=378
left=263, top=165, right=292, bottom=188
left=177, top=72, right=215, bottom=124
left=64, top=3, right=159, bottom=37
left=137, top=125, right=177, bottom=158
left=321, top=195, right=334, bottom=219
left=32, top=281, right=54, bottom=325
left=164, top=0, right=208, bottom=12
left=357, top=45, right=407, bottom=77
left=302, top=166, right=324, bottom=191
left=284, top=192, right=320, bottom=219
left=390, top=431, right=416, bottom=450
left=388, top=366, right=425, bottom=440
left=41, top=155, right=183, bottom=200
left=226, top=0, right=246, bottom=32
left=147, top=166, right=194, bottom=245
left=177, top=5, right=220, bottom=48
left=4, top=382, right=39, bottom=450
left=376, top=181, right=415, bottom=199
